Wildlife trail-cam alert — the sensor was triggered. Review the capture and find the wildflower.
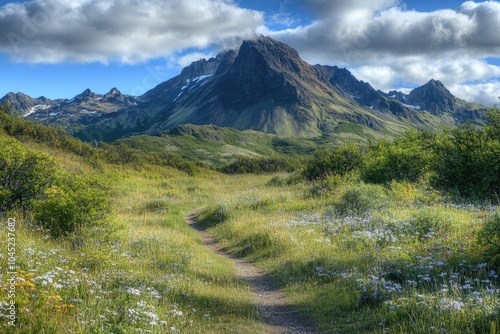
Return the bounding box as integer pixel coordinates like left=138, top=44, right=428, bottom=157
left=143, top=311, right=159, bottom=321
left=172, top=310, right=183, bottom=316
left=127, top=287, right=141, bottom=296
left=440, top=298, right=464, bottom=311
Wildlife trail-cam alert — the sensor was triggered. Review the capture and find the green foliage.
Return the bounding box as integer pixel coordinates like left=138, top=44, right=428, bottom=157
left=302, top=143, right=364, bottom=181
left=32, top=172, right=111, bottom=238
left=410, top=208, right=451, bottom=239
left=148, top=152, right=197, bottom=175
left=0, top=101, right=12, bottom=114
left=433, top=122, right=500, bottom=199
left=93, top=141, right=198, bottom=175
left=477, top=214, right=500, bottom=266
left=361, top=129, right=435, bottom=184
left=332, top=183, right=389, bottom=216
left=198, top=204, right=233, bottom=227
left=0, top=136, right=55, bottom=211
left=98, top=141, right=139, bottom=165
left=220, top=156, right=301, bottom=174
left=485, top=107, right=500, bottom=140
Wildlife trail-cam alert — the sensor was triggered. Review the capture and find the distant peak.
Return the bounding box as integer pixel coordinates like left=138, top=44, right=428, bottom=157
left=238, top=35, right=301, bottom=61
left=74, top=88, right=97, bottom=101
left=107, top=87, right=121, bottom=95
left=426, top=79, right=444, bottom=87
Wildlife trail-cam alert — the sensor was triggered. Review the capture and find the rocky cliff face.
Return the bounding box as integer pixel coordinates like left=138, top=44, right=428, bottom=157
left=406, top=80, right=456, bottom=115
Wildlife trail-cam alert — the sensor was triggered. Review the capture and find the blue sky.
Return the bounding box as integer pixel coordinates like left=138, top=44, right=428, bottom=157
left=0, top=0, right=499, bottom=106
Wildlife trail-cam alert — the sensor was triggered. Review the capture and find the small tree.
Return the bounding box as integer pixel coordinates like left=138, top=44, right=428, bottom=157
left=0, top=136, right=55, bottom=211
left=303, top=143, right=364, bottom=180
left=433, top=110, right=500, bottom=199
left=33, top=172, right=111, bottom=237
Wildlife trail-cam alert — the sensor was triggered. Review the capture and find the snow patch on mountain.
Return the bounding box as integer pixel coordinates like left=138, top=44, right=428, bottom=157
left=402, top=103, right=422, bottom=110
left=24, top=104, right=50, bottom=117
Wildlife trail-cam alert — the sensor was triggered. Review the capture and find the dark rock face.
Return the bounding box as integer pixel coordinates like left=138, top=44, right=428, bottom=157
left=220, top=36, right=319, bottom=108
left=406, top=80, right=456, bottom=115
left=316, top=65, right=380, bottom=106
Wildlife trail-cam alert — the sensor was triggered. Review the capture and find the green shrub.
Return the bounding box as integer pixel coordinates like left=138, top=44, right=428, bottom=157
left=0, top=136, right=55, bottom=211
left=33, top=172, right=111, bottom=238
left=267, top=175, right=288, bottom=187
left=477, top=214, right=500, bottom=266
left=148, top=152, right=197, bottom=175
left=432, top=121, right=500, bottom=199
left=333, top=183, right=389, bottom=217
left=198, top=204, right=233, bottom=227
left=410, top=208, right=451, bottom=239
left=220, top=156, right=300, bottom=174
left=267, top=173, right=303, bottom=187
left=303, top=143, right=364, bottom=181
left=361, top=129, right=435, bottom=184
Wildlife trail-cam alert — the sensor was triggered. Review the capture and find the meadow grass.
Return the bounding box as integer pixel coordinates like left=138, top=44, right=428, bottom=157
left=0, top=159, right=271, bottom=333
left=2, top=142, right=500, bottom=334
left=198, top=175, right=500, bottom=333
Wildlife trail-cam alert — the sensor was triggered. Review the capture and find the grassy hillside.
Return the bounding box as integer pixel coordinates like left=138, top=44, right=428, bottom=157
left=115, top=124, right=318, bottom=167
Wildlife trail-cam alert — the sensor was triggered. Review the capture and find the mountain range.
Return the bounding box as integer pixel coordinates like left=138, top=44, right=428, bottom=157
left=1, top=35, right=488, bottom=143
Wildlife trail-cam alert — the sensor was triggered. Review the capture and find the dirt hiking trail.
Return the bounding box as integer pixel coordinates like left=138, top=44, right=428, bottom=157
left=186, top=211, right=322, bottom=334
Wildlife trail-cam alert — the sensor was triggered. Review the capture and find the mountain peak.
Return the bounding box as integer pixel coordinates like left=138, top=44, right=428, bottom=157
left=219, top=35, right=320, bottom=109
left=238, top=35, right=302, bottom=66
left=425, top=79, right=445, bottom=88
left=407, top=79, right=455, bottom=114
left=105, top=87, right=122, bottom=98
left=77, top=88, right=94, bottom=97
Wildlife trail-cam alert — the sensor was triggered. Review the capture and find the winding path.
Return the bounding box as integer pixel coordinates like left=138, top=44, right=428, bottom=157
left=186, top=211, right=321, bottom=334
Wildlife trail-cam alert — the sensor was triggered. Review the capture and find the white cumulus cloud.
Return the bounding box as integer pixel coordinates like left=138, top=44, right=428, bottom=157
left=269, top=1, right=500, bottom=106
left=0, top=0, right=263, bottom=64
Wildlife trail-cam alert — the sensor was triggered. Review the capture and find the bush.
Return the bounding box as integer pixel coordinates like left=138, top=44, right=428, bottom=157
left=477, top=214, right=500, bottom=267
left=302, top=143, right=364, bottom=181
left=432, top=121, right=500, bottom=199
left=267, top=172, right=303, bottom=187
left=333, top=183, right=389, bottom=217
left=197, top=204, right=232, bottom=227
left=220, top=156, right=301, bottom=174
left=410, top=208, right=451, bottom=239
left=33, top=172, right=111, bottom=238
left=0, top=136, right=55, bottom=211
left=148, top=152, right=197, bottom=175
left=361, top=129, right=435, bottom=184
